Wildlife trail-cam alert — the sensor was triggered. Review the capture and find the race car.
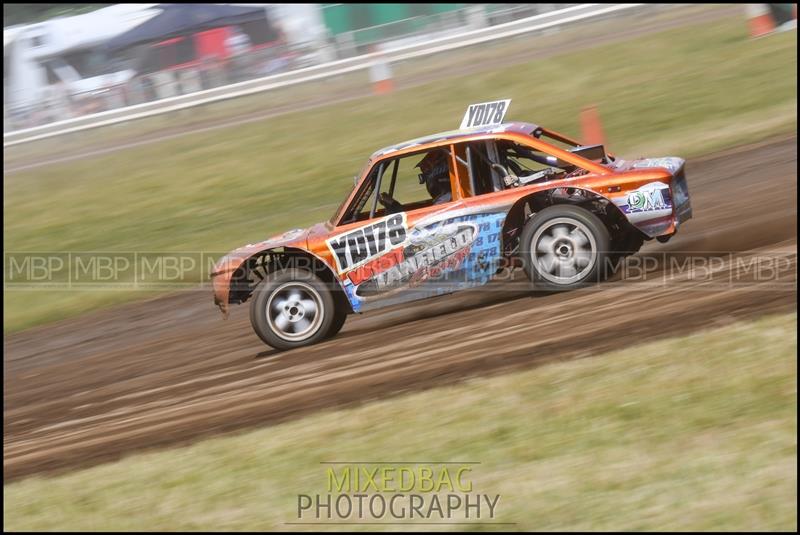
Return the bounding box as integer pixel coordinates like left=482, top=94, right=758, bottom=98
left=211, top=100, right=692, bottom=350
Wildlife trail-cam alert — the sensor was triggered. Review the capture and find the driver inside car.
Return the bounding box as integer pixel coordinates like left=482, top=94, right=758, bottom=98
left=379, top=149, right=452, bottom=213
left=416, top=149, right=452, bottom=205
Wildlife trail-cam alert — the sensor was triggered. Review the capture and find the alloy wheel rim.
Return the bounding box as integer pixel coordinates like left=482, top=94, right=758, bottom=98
left=266, top=282, right=324, bottom=341
left=531, top=217, right=597, bottom=284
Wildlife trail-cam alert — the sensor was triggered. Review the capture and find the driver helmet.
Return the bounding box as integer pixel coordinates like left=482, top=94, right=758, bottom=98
left=416, top=150, right=450, bottom=200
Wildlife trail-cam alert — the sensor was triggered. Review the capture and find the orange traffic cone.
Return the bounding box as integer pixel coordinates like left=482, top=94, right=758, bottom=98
left=374, top=78, right=394, bottom=95
left=369, top=47, right=394, bottom=96
left=580, top=105, right=605, bottom=147
left=746, top=4, right=776, bottom=38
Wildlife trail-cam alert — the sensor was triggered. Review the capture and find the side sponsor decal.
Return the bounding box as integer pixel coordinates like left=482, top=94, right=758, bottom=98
left=614, top=182, right=672, bottom=214
left=338, top=211, right=507, bottom=312
left=612, top=181, right=674, bottom=237
left=627, top=185, right=670, bottom=212
left=355, top=221, right=477, bottom=298
left=326, top=213, right=407, bottom=274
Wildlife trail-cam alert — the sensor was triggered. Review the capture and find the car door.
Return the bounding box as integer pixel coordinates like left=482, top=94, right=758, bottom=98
left=324, top=145, right=505, bottom=313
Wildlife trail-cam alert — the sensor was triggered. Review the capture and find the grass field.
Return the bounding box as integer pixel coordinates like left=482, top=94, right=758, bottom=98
left=4, top=313, right=797, bottom=531
left=4, top=15, right=798, bottom=332
left=2, top=4, right=727, bottom=167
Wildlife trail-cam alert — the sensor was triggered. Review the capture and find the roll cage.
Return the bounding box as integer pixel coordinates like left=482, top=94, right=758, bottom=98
left=330, top=124, right=612, bottom=227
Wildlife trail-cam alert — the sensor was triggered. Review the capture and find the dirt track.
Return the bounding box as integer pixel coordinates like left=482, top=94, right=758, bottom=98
left=4, top=136, right=797, bottom=482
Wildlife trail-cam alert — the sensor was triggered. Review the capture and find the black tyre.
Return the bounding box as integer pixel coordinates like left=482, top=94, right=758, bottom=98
left=325, top=296, right=349, bottom=339
left=520, top=205, right=611, bottom=291
left=608, top=229, right=645, bottom=269
left=249, top=268, right=337, bottom=351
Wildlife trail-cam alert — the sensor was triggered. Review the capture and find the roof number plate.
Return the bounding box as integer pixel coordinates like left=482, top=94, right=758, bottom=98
left=460, top=99, right=511, bottom=129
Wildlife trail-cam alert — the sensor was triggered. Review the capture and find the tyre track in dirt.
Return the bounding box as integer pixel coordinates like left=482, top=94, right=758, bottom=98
left=3, top=136, right=797, bottom=482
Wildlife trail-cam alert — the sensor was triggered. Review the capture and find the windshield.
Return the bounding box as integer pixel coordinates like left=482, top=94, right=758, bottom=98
left=329, top=183, right=356, bottom=225
left=329, top=160, right=372, bottom=225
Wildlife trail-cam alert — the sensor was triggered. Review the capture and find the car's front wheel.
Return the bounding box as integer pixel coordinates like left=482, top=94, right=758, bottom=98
left=249, top=268, right=337, bottom=351
left=520, top=205, right=611, bottom=291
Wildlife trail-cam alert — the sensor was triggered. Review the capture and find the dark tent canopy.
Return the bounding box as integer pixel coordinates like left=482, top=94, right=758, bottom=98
left=105, top=3, right=277, bottom=52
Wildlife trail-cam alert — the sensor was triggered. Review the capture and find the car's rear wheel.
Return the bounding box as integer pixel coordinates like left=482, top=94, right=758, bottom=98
left=608, top=229, right=645, bottom=270
left=250, top=268, right=336, bottom=351
left=520, top=205, right=611, bottom=291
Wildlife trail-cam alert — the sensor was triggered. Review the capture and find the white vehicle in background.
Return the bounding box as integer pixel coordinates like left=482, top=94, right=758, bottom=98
left=3, top=4, right=159, bottom=125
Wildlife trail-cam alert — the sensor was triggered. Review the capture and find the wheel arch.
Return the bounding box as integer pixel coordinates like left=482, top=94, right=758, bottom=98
left=500, top=186, right=645, bottom=258
left=228, top=247, right=353, bottom=313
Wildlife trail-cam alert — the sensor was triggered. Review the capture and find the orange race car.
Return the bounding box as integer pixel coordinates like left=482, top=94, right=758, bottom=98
left=211, top=100, right=692, bottom=350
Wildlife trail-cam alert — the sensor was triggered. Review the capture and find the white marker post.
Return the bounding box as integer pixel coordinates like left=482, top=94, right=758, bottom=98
left=460, top=99, right=511, bottom=129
